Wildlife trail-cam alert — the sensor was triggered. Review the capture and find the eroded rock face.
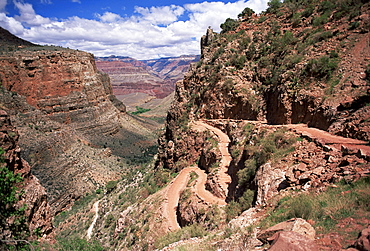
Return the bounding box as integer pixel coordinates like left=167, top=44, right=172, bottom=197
left=96, top=55, right=200, bottom=99
left=0, top=50, right=125, bottom=135
left=0, top=110, right=53, bottom=238
left=0, top=46, right=159, bottom=215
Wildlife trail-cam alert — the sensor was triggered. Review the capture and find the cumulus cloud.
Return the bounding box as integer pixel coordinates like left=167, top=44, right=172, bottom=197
left=13, top=1, right=51, bottom=26
left=1, top=0, right=268, bottom=59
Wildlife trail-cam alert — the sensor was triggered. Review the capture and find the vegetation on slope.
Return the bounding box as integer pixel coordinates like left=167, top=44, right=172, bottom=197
left=156, top=0, right=369, bottom=249
left=0, top=148, right=29, bottom=250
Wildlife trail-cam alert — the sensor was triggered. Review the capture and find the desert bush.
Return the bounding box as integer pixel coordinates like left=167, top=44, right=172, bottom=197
left=220, top=18, right=238, bottom=33
left=154, top=223, right=206, bottom=249
left=238, top=7, right=255, bottom=19
left=304, top=55, right=339, bottom=79
left=57, top=237, right=104, bottom=251
left=266, top=0, right=282, bottom=14
left=259, top=176, right=370, bottom=233
left=301, top=5, right=314, bottom=18
left=312, top=13, right=330, bottom=27
left=106, top=180, right=118, bottom=193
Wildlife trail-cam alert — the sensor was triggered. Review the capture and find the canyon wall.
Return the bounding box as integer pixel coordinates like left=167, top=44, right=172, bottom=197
left=0, top=110, right=53, bottom=239
left=0, top=46, right=158, bottom=215
left=156, top=4, right=370, bottom=229
left=159, top=2, right=370, bottom=172
left=96, top=55, right=200, bottom=99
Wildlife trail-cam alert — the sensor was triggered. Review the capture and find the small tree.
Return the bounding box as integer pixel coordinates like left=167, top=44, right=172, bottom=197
left=267, top=0, right=282, bottom=13
left=220, top=18, right=238, bottom=33
left=0, top=148, right=29, bottom=247
left=238, top=7, right=255, bottom=19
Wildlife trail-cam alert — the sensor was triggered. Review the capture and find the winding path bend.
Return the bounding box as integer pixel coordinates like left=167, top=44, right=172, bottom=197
left=162, top=120, right=370, bottom=232
left=192, top=120, right=232, bottom=199
left=163, top=121, right=232, bottom=231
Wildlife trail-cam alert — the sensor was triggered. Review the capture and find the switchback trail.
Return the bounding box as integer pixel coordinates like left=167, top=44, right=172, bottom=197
left=162, top=119, right=370, bottom=232
left=163, top=167, right=227, bottom=231
left=192, top=120, right=232, bottom=199
left=163, top=120, right=232, bottom=231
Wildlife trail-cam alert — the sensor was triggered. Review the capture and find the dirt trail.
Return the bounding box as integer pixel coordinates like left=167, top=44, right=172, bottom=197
left=288, top=124, right=370, bottom=155
left=192, top=121, right=232, bottom=199
left=164, top=166, right=227, bottom=231
left=87, top=200, right=100, bottom=240
left=164, top=120, right=232, bottom=231
left=162, top=119, right=369, bottom=232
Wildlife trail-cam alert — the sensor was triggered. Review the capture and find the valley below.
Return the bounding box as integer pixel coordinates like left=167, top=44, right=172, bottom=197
left=0, top=0, right=370, bottom=250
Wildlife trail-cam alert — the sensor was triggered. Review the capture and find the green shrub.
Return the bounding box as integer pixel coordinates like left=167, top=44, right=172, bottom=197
left=267, top=0, right=282, bottom=14
left=131, top=106, right=151, bottom=115
left=57, top=237, right=104, bottom=251
left=230, top=55, right=246, bottom=70
left=106, top=180, right=118, bottom=193
left=313, top=13, right=329, bottom=27
left=349, top=21, right=360, bottom=30
left=154, top=223, right=206, bottom=249
left=0, top=148, right=29, bottom=242
left=301, top=5, right=314, bottom=18
left=225, top=201, right=242, bottom=222
left=259, top=176, right=370, bottom=234
left=238, top=7, right=255, bottom=19
left=257, top=16, right=267, bottom=23
left=318, top=1, right=335, bottom=13
left=304, top=55, right=339, bottom=79
left=220, top=18, right=238, bottom=33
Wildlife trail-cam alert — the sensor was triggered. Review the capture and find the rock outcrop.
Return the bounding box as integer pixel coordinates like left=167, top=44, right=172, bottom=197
left=155, top=1, right=370, bottom=249
left=0, top=110, right=53, bottom=239
left=0, top=32, right=158, bottom=215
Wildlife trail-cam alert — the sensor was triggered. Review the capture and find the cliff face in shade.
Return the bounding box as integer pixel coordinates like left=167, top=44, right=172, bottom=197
left=0, top=110, right=53, bottom=238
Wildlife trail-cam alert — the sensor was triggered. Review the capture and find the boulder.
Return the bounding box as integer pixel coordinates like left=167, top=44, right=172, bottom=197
left=352, top=225, right=370, bottom=251
left=268, top=231, right=319, bottom=251
left=257, top=218, right=316, bottom=244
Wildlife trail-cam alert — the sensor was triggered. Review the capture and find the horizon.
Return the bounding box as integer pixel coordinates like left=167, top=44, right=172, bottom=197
left=0, top=0, right=268, bottom=60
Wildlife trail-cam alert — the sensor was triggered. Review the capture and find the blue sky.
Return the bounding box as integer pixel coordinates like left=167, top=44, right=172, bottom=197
left=0, top=0, right=268, bottom=59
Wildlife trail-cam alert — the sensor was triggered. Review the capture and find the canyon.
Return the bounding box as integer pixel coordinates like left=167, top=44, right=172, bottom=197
left=95, top=55, right=199, bottom=113
left=0, top=0, right=370, bottom=250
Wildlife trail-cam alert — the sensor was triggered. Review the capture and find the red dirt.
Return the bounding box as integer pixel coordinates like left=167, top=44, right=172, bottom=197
left=163, top=121, right=231, bottom=231
left=162, top=120, right=370, bottom=232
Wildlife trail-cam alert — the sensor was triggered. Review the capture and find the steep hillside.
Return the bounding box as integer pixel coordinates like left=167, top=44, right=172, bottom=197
left=0, top=33, right=159, bottom=216
left=153, top=0, right=370, bottom=250
left=160, top=0, right=370, bottom=170
left=0, top=110, right=53, bottom=248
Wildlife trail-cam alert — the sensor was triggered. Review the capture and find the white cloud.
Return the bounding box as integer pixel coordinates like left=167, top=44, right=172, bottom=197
left=134, top=5, right=185, bottom=26
left=0, top=13, right=24, bottom=35
left=1, top=0, right=268, bottom=59
left=13, top=1, right=51, bottom=26
left=96, top=12, right=122, bottom=23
